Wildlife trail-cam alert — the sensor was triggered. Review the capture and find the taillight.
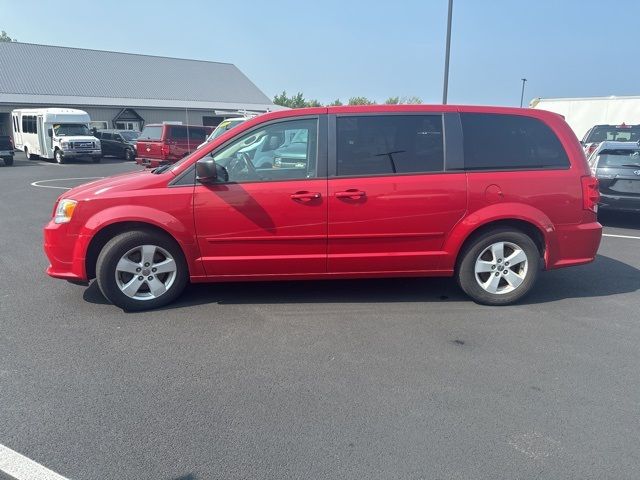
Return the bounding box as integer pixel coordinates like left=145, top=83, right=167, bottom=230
left=160, top=144, right=170, bottom=158
left=581, top=175, right=600, bottom=212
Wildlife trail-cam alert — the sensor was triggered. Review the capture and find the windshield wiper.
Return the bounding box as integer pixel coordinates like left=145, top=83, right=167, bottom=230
left=152, top=164, right=171, bottom=174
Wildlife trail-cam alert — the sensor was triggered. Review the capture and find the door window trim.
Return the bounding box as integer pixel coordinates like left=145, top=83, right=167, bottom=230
left=175, top=115, right=328, bottom=187
left=328, top=112, right=460, bottom=179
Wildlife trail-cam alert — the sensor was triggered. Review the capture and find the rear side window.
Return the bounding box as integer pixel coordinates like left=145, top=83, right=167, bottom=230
left=461, top=113, right=569, bottom=170
left=138, top=126, right=163, bottom=141
left=336, top=115, right=444, bottom=176
left=169, top=126, right=209, bottom=143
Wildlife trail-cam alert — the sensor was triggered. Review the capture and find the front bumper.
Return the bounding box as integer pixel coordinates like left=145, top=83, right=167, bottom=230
left=62, top=149, right=102, bottom=158
left=43, top=220, right=90, bottom=282
left=599, top=193, right=640, bottom=212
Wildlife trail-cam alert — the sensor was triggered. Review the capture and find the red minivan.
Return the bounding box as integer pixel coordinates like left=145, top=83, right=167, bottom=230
left=135, top=123, right=213, bottom=168
left=44, top=105, right=602, bottom=311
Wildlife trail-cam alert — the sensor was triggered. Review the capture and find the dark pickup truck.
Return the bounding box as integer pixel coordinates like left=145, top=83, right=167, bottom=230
left=0, top=136, right=14, bottom=166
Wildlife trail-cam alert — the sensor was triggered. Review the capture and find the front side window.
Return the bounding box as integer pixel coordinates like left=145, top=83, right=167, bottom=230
left=336, top=115, right=444, bottom=176
left=460, top=113, right=569, bottom=170
left=211, top=118, right=318, bottom=183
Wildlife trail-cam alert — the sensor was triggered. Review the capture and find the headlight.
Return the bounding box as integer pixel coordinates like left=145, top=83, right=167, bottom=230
left=61, top=141, right=71, bottom=150
left=54, top=199, right=78, bottom=224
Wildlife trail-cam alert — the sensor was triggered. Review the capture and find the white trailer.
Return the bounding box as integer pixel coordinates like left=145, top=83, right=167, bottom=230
left=11, top=108, right=102, bottom=164
left=529, top=96, right=640, bottom=140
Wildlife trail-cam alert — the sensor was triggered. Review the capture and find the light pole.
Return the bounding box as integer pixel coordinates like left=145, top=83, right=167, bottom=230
left=520, top=78, right=527, bottom=108
left=442, top=0, right=453, bottom=104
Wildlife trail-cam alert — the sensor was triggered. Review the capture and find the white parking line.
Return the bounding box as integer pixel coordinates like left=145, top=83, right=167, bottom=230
left=603, top=233, right=640, bottom=240
left=31, top=177, right=104, bottom=190
left=0, top=443, right=69, bottom=480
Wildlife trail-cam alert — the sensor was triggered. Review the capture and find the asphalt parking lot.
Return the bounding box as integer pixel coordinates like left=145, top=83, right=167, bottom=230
left=1, top=151, right=639, bottom=480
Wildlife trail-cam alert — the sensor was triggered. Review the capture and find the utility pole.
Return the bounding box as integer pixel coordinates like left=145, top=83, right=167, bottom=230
left=520, top=78, right=527, bottom=108
left=442, top=0, right=453, bottom=104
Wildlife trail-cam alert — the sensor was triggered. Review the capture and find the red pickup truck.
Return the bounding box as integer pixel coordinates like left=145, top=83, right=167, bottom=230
left=135, top=124, right=212, bottom=168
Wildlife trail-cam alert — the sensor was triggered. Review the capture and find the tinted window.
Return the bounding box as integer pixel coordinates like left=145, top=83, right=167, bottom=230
left=102, top=132, right=113, bottom=140
left=585, top=125, right=640, bottom=143
left=138, top=126, right=163, bottom=141
left=169, top=126, right=208, bottom=142
left=212, top=118, right=318, bottom=182
left=594, top=148, right=640, bottom=168
left=461, top=113, right=569, bottom=170
left=336, top=115, right=444, bottom=176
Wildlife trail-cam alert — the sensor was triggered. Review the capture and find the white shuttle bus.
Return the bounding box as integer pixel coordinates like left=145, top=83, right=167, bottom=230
left=11, top=108, right=102, bottom=164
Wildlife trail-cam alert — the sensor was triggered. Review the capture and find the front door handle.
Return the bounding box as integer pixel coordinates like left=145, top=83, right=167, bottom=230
left=291, top=191, right=321, bottom=202
left=335, top=189, right=366, bottom=199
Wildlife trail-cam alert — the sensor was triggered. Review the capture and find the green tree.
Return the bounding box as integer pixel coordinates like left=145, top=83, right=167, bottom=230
left=384, top=96, right=400, bottom=104
left=348, top=96, right=375, bottom=105
left=0, top=30, right=16, bottom=42
left=328, top=99, right=343, bottom=106
left=273, top=91, right=321, bottom=109
left=401, top=96, right=422, bottom=104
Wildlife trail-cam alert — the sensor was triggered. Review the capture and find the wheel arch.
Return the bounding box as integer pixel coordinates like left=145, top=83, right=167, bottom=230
left=85, top=221, right=190, bottom=280
left=444, top=204, right=555, bottom=271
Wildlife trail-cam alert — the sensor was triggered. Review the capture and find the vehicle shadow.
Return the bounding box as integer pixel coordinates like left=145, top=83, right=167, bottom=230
left=82, top=254, right=640, bottom=310
left=598, top=210, right=640, bottom=231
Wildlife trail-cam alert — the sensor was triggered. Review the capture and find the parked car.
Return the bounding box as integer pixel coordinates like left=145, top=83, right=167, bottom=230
left=135, top=123, right=213, bottom=168
left=587, top=140, right=640, bottom=212
left=0, top=135, right=14, bottom=166
left=197, top=117, right=249, bottom=149
left=43, top=105, right=602, bottom=311
left=95, top=129, right=139, bottom=161
left=581, top=124, right=640, bottom=157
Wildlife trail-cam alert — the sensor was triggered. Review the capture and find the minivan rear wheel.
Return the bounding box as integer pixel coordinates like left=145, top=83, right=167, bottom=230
left=457, top=228, right=540, bottom=305
left=96, top=230, right=188, bottom=311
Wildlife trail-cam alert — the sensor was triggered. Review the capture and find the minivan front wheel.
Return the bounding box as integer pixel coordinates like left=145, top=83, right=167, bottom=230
left=96, top=230, right=188, bottom=311
left=457, top=229, right=540, bottom=305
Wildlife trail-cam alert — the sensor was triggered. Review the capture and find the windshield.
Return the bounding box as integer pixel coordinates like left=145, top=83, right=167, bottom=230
left=206, top=119, right=245, bottom=143
left=596, top=149, right=640, bottom=167
left=53, top=124, right=90, bottom=137
left=120, top=131, right=139, bottom=141
left=585, top=126, right=640, bottom=143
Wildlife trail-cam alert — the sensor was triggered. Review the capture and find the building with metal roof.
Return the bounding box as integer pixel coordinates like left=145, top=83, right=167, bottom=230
left=0, top=42, right=279, bottom=135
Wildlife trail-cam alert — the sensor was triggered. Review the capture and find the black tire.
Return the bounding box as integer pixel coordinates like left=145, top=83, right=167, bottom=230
left=54, top=149, right=65, bottom=164
left=3, top=157, right=13, bottom=166
left=457, top=228, right=540, bottom=306
left=92, top=156, right=102, bottom=163
left=25, top=147, right=34, bottom=160
left=124, top=148, right=134, bottom=161
left=96, top=230, right=188, bottom=311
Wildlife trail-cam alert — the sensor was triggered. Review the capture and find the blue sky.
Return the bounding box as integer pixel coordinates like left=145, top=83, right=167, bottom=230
left=1, top=0, right=638, bottom=106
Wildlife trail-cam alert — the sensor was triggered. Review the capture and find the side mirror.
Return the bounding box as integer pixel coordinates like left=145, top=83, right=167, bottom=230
left=196, top=157, right=220, bottom=184
left=47, top=128, right=53, bottom=138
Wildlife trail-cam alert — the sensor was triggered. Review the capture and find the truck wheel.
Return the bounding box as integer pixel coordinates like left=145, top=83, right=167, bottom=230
left=4, top=157, right=14, bottom=166
left=457, top=228, right=540, bottom=306
left=96, top=230, right=188, bottom=311
left=124, top=148, right=134, bottom=161
left=54, top=149, right=65, bottom=164
left=25, top=147, right=34, bottom=160
left=92, top=156, right=102, bottom=163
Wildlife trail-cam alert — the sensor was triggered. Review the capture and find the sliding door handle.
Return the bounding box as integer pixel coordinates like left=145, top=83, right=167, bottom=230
left=335, top=189, right=366, bottom=199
